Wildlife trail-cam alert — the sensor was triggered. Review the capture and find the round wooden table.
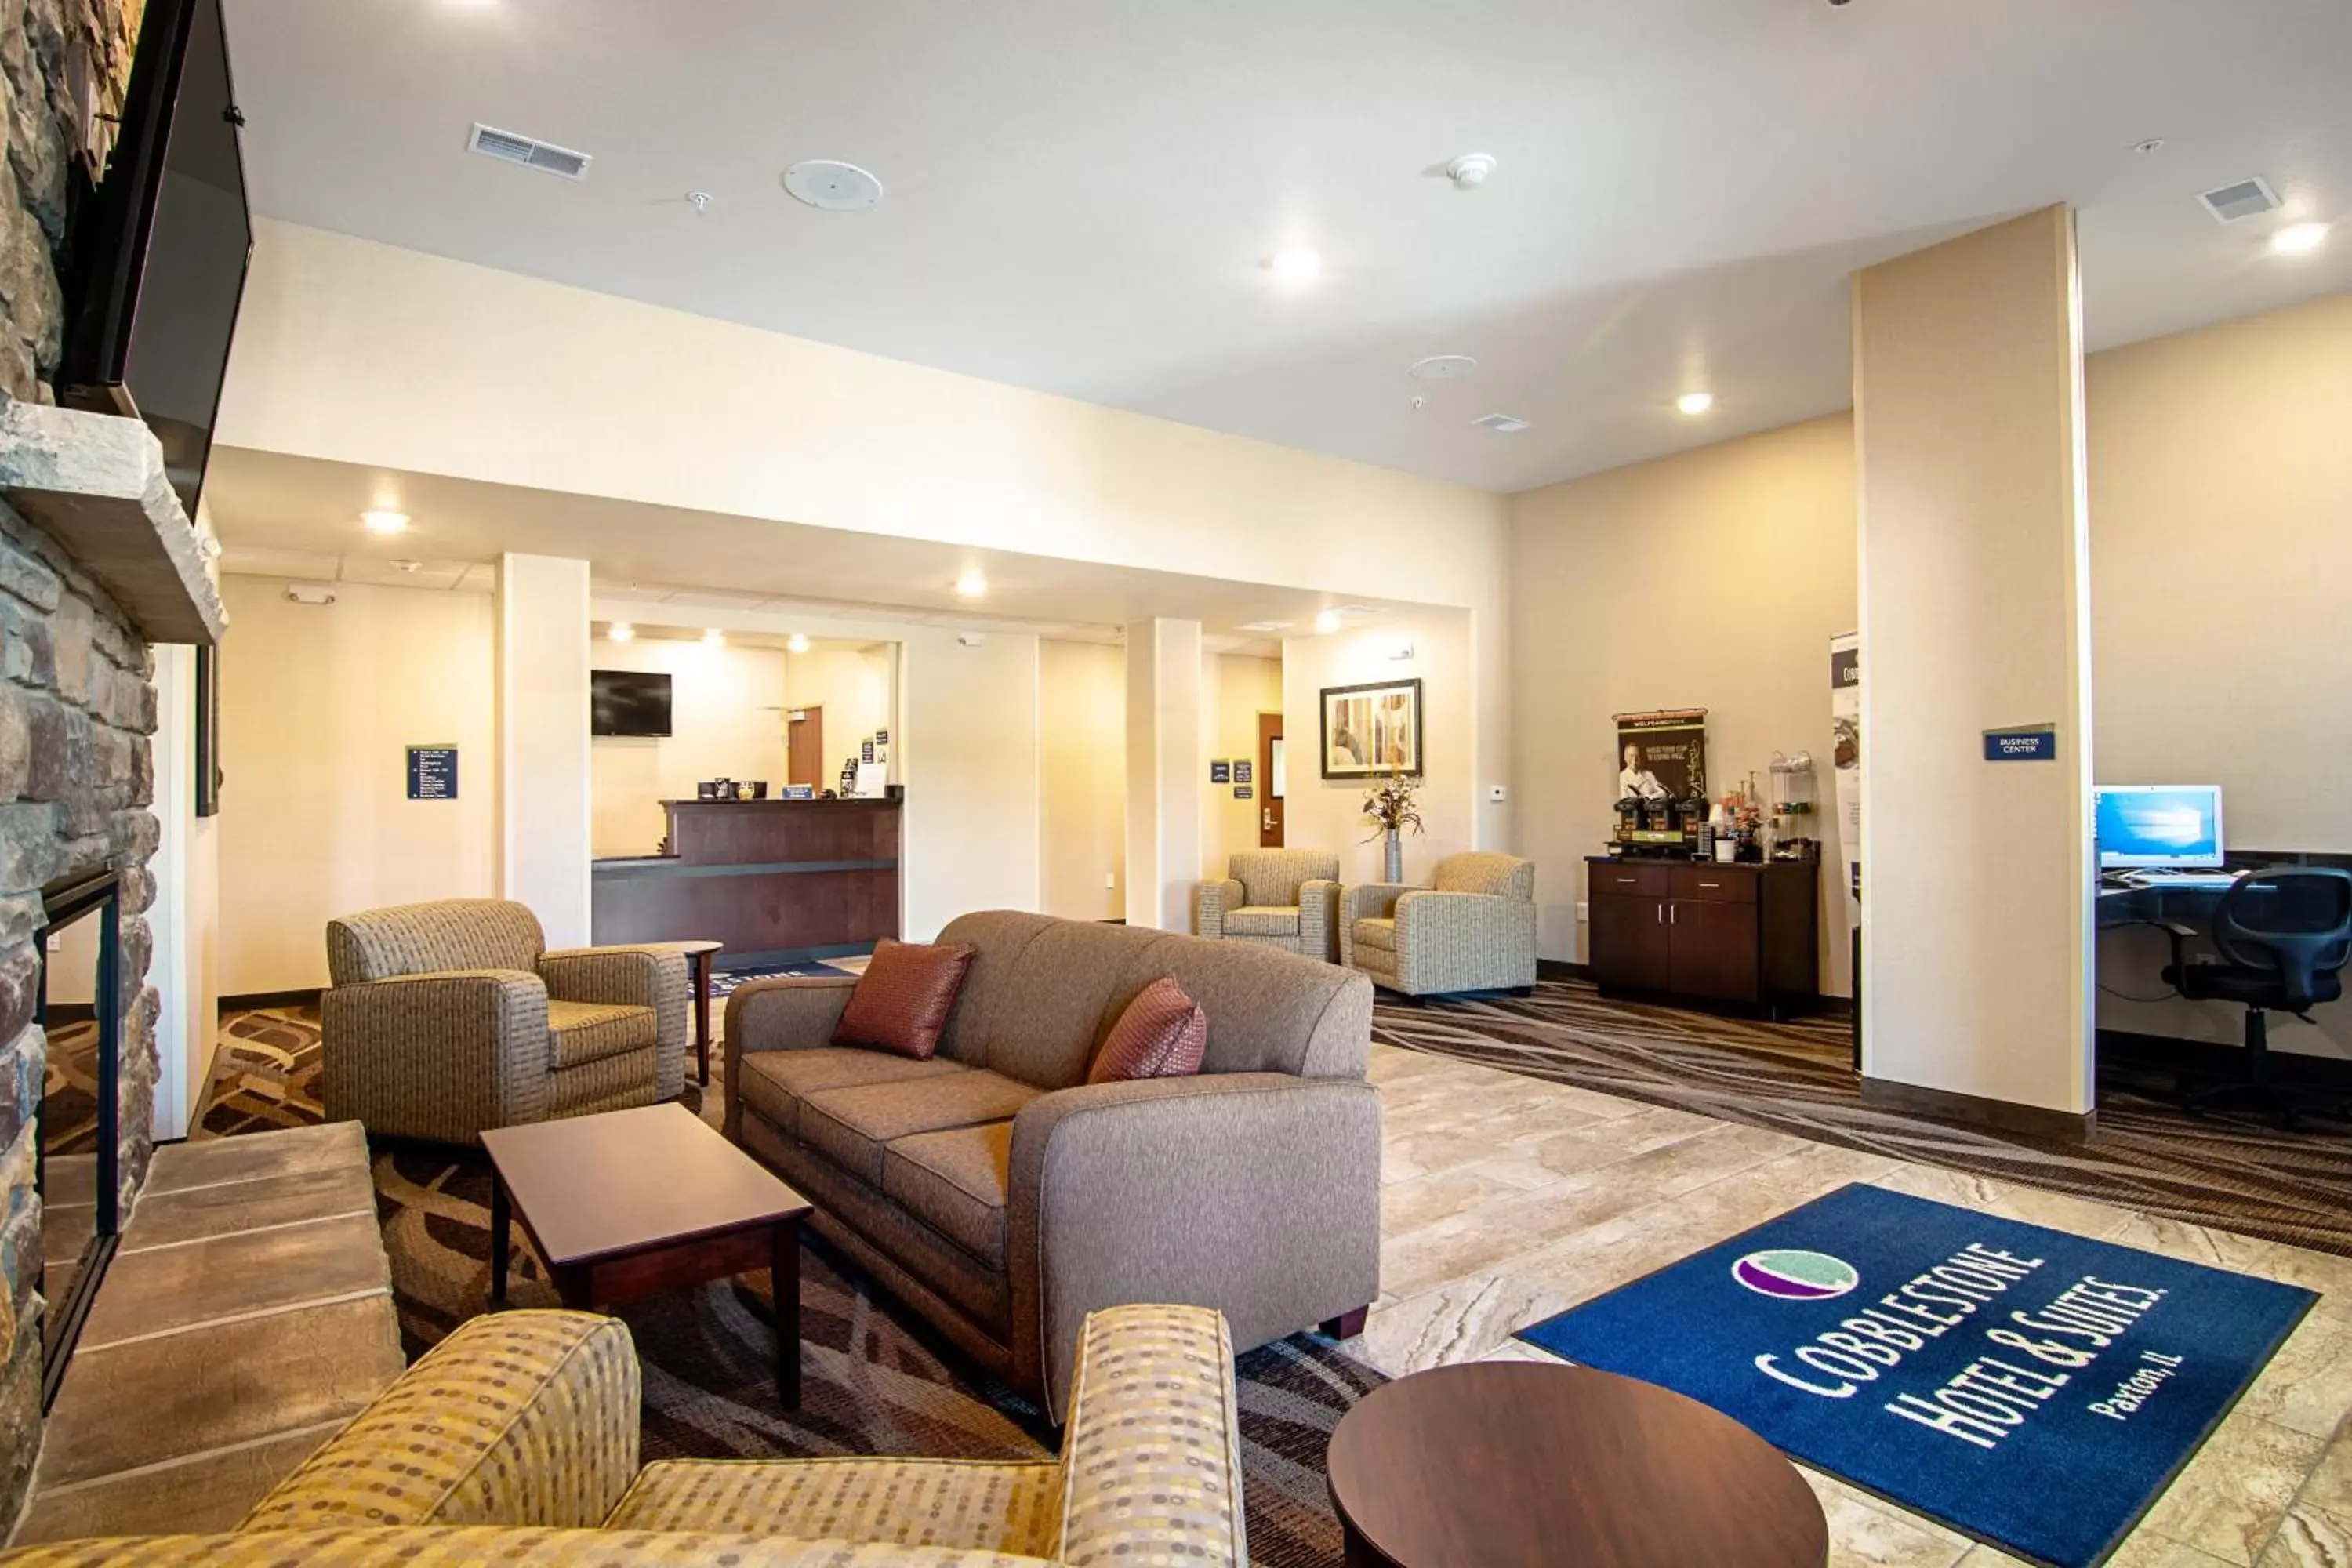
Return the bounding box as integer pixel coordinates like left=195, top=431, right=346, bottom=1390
left=1325, top=1362, right=1827, bottom=1568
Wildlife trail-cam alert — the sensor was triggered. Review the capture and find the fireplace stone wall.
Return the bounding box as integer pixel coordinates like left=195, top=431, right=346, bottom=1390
left=0, top=0, right=156, bottom=1526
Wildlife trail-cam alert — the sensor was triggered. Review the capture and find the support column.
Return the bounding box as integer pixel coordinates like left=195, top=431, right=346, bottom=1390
left=1124, top=619, right=1203, bottom=931
left=1854, top=206, right=2095, bottom=1127
left=498, top=554, right=591, bottom=947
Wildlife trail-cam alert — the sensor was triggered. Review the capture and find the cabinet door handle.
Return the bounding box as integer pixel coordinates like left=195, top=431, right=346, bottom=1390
left=1699, top=881, right=1721, bottom=889
left=1655, top=903, right=1664, bottom=924
left=1616, top=877, right=1637, bottom=884
left=1670, top=904, right=1679, bottom=925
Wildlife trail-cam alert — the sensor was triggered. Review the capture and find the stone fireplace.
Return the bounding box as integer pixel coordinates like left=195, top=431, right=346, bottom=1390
left=0, top=0, right=228, bottom=1527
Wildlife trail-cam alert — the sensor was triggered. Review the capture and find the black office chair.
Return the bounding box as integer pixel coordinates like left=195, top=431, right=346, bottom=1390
left=2161, top=866, right=2352, bottom=1127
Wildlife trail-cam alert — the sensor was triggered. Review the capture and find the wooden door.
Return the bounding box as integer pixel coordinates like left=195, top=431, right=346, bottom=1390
left=1589, top=893, right=1671, bottom=990
left=1258, top=712, right=1284, bottom=848
left=1668, top=898, right=1761, bottom=1001
left=787, top=706, right=823, bottom=786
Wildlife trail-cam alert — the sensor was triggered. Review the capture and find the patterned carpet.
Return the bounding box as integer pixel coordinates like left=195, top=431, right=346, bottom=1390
left=197, top=1007, right=1375, bottom=1568
left=1371, top=980, right=2352, bottom=1258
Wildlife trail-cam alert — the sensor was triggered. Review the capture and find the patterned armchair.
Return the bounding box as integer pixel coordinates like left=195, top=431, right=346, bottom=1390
left=0, top=1305, right=1250, bottom=1567
left=1341, top=851, right=1538, bottom=998
left=1195, top=848, right=1341, bottom=960
left=321, top=898, right=689, bottom=1145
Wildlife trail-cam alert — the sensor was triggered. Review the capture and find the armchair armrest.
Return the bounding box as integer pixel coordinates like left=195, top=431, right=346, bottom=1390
left=1393, top=890, right=1540, bottom=993
left=1196, top=877, right=1244, bottom=938
left=320, top=969, right=550, bottom=1141
left=1008, top=1074, right=1380, bottom=1417
left=1298, top=878, right=1340, bottom=961
left=540, top=946, right=691, bottom=1098
left=1338, top=882, right=1412, bottom=967
left=242, top=1312, right=641, bottom=1530
left=1053, top=1305, right=1247, bottom=1568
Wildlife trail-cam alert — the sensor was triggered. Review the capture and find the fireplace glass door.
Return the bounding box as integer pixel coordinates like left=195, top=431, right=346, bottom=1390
left=35, top=870, right=122, bottom=1406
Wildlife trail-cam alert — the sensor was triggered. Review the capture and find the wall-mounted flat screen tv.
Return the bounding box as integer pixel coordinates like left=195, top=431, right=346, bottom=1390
left=59, top=0, right=252, bottom=519
left=592, top=670, right=672, bottom=738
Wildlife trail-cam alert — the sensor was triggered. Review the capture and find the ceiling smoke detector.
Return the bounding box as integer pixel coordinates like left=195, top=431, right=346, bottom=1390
left=1472, top=412, right=1530, bottom=434
left=1444, top=154, right=1497, bottom=191
left=2198, top=176, right=2282, bottom=224
left=1410, top=354, right=1478, bottom=381
left=468, top=123, right=593, bottom=180
left=782, top=160, right=884, bottom=211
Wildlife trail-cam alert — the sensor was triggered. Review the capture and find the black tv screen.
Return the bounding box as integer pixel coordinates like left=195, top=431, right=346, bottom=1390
left=60, top=0, right=252, bottom=517
left=592, top=670, right=673, bottom=738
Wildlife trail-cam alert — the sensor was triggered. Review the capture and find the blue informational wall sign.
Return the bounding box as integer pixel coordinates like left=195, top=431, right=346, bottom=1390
left=1233, top=784, right=1253, bottom=800
left=1984, top=727, right=2057, bottom=762
left=1232, top=759, right=1253, bottom=784
left=407, top=746, right=458, bottom=800
left=1210, top=760, right=1232, bottom=783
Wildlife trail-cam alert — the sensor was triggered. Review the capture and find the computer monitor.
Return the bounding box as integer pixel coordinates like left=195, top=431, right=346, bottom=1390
left=2094, top=784, right=2224, bottom=869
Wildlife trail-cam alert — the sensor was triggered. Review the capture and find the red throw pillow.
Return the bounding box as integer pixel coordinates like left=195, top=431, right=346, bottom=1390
left=1089, top=976, right=1209, bottom=1084
left=833, top=940, right=976, bottom=1059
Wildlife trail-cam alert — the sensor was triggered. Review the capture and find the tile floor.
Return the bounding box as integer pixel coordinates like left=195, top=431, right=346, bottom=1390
left=1353, top=1041, right=2352, bottom=1568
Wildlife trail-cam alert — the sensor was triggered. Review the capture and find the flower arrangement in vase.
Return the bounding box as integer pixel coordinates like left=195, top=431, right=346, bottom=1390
left=1361, top=768, right=1424, bottom=883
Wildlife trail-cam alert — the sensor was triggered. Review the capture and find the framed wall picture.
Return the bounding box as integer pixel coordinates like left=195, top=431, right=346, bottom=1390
left=1319, top=677, right=1423, bottom=780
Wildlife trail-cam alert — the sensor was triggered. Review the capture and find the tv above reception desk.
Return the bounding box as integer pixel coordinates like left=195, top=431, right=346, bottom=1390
left=590, top=797, right=900, bottom=965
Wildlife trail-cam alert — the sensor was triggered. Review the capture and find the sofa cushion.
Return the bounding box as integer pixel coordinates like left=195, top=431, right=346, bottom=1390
left=800, top=1069, right=1040, bottom=1185
left=734, top=1047, right=966, bottom=1138
left=545, top=1000, right=655, bottom=1070
left=1088, top=977, right=1208, bottom=1084
left=1351, top=917, right=1398, bottom=953
left=1222, top=906, right=1302, bottom=938
left=883, top=1121, right=1014, bottom=1266
left=833, top=939, right=976, bottom=1059
left=604, top=1454, right=1059, bottom=1552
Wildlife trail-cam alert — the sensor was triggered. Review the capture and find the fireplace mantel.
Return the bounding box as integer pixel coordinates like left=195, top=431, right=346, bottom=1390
left=0, top=401, right=227, bottom=645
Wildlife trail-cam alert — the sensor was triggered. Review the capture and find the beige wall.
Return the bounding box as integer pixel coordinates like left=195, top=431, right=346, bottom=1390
left=1202, top=653, right=1283, bottom=879
left=217, top=575, right=500, bottom=993
left=1283, top=612, right=1480, bottom=887
left=499, top=554, right=592, bottom=947
left=898, top=628, right=1041, bottom=939
left=590, top=636, right=789, bottom=857
left=1508, top=415, right=1858, bottom=989
left=783, top=644, right=895, bottom=788
left=2087, top=291, right=2352, bottom=1061
left=1039, top=640, right=1125, bottom=921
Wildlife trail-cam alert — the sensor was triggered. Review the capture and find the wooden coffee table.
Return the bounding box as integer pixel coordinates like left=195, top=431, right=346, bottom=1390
left=482, top=1102, right=812, bottom=1404
left=1326, top=1361, right=1827, bottom=1568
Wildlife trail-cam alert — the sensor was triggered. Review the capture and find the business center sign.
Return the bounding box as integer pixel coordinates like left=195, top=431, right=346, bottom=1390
left=1519, top=1185, right=2314, bottom=1568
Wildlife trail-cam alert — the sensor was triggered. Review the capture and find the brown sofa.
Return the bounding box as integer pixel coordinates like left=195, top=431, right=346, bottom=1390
left=724, top=910, right=1381, bottom=1414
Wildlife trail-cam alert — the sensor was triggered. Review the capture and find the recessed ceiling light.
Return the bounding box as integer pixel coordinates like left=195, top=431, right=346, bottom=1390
left=360, top=509, right=408, bottom=535
left=1410, top=354, right=1478, bottom=381
left=703, top=628, right=726, bottom=647
left=954, top=569, right=989, bottom=599
left=1676, top=391, right=1715, bottom=416
left=1269, top=248, right=1322, bottom=285
left=2269, top=222, right=2329, bottom=256
left=1236, top=620, right=1294, bottom=633
left=782, top=160, right=884, bottom=212
left=1313, top=610, right=1343, bottom=635
left=608, top=622, right=635, bottom=644
left=787, top=633, right=811, bottom=654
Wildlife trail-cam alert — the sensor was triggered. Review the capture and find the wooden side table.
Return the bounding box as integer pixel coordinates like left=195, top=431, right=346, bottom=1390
left=671, top=940, right=723, bottom=1085
left=1326, top=1361, right=1826, bottom=1568
left=484, top=1102, right=811, bottom=1405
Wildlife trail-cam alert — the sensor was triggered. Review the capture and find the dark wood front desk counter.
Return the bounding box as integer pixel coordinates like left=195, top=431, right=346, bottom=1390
left=592, top=798, right=899, bottom=965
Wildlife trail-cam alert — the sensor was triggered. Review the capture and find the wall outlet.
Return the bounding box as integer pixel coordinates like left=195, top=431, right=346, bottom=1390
left=1104, top=871, right=1117, bottom=890
left=1487, top=785, right=1508, bottom=803
left=1575, top=902, right=1589, bottom=923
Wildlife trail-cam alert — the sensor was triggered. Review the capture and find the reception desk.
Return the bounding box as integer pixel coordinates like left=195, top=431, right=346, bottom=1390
left=591, top=798, right=900, bottom=964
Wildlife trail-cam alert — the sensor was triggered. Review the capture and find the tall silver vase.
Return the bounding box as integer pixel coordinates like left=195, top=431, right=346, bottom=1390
left=1383, top=828, right=1404, bottom=884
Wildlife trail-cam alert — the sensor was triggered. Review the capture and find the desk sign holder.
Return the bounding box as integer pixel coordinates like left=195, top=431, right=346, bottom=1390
left=1983, top=724, right=2057, bottom=762
left=407, top=745, right=459, bottom=800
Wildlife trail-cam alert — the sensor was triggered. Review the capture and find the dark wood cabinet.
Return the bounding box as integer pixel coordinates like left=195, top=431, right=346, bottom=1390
left=1584, top=856, right=1820, bottom=1017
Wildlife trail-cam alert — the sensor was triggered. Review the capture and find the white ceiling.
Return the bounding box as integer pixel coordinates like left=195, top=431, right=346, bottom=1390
left=222, top=0, right=2351, bottom=492
left=208, top=446, right=1440, bottom=653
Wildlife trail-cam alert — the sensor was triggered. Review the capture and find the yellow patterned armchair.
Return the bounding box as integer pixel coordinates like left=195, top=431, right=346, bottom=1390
left=0, top=1305, right=1248, bottom=1568
left=321, top=898, right=690, bottom=1144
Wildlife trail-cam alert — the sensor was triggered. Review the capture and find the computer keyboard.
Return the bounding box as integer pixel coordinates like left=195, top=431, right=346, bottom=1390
left=2118, top=870, right=2241, bottom=891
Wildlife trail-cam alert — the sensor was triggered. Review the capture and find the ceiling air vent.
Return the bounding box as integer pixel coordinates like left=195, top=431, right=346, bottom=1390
left=2198, top=176, right=2281, bottom=224
left=1472, top=413, right=1530, bottom=434
left=468, top=123, right=593, bottom=180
